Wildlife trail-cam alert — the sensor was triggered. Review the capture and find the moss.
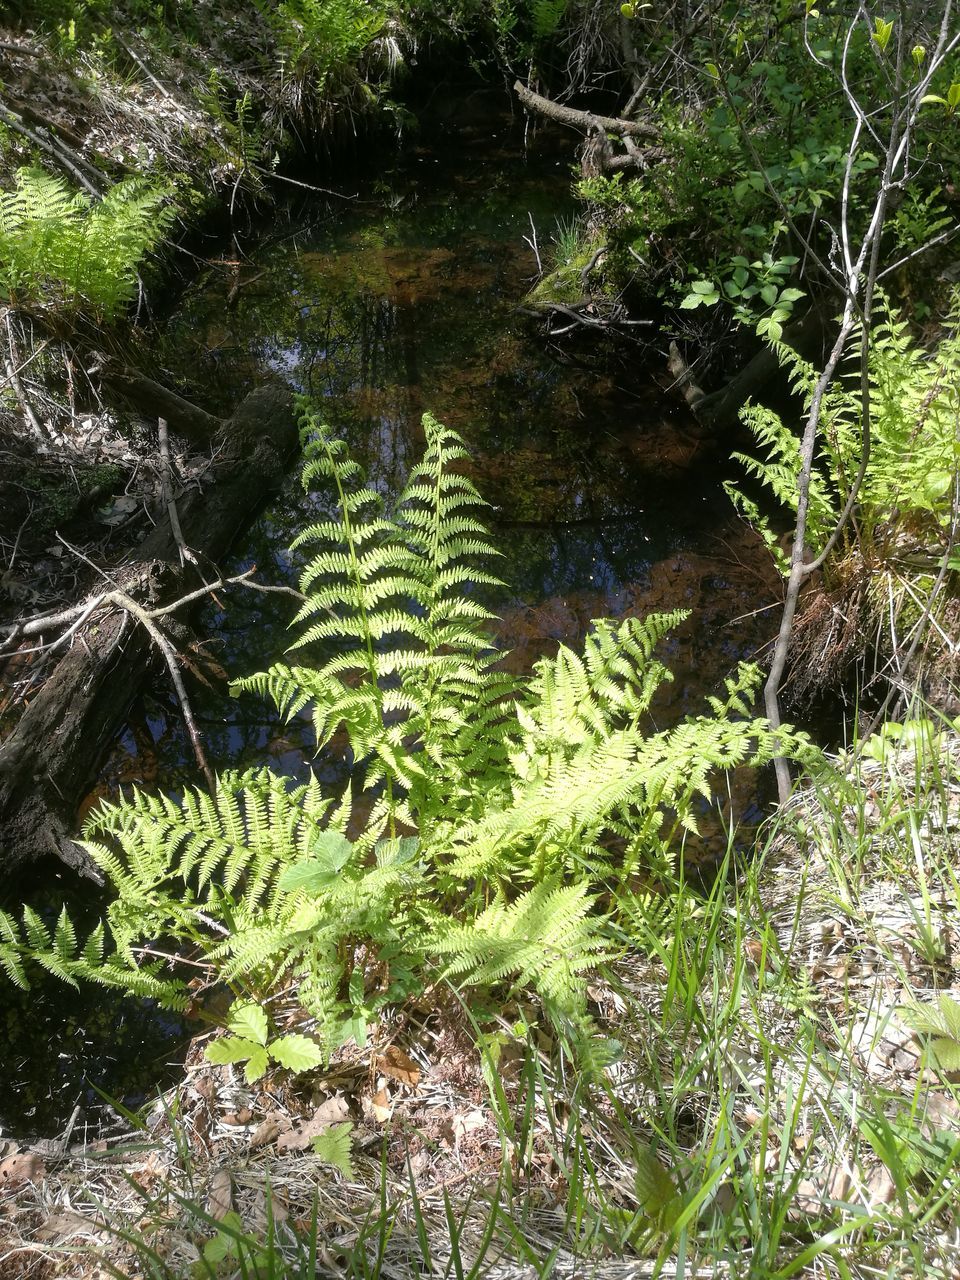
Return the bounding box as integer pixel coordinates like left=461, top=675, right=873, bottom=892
left=525, top=252, right=593, bottom=306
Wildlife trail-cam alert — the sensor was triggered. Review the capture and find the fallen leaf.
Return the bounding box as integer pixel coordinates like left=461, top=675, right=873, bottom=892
left=249, top=1114, right=289, bottom=1150
left=96, top=494, right=139, bottom=525
left=452, top=1109, right=485, bottom=1144
left=377, top=1045, right=421, bottom=1088
left=222, top=1108, right=254, bottom=1126
left=0, top=1153, right=45, bottom=1190
left=866, top=1165, right=897, bottom=1208
left=193, top=1073, right=216, bottom=1103
left=274, top=1096, right=351, bottom=1153
left=207, top=1168, right=232, bottom=1221
left=365, top=1088, right=392, bottom=1123
left=36, top=1210, right=92, bottom=1241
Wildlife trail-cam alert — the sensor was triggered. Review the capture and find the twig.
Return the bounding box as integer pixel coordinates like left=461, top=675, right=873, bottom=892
left=234, top=579, right=308, bottom=603
left=250, top=165, right=359, bottom=199
left=761, top=6, right=960, bottom=801
left=3, top=308, right=49, bottom=438
left=0, top=100, right=105, bottom=196
left=524, top=212, right=542, bottom=275
left=111, top=32, right=177, bottom=103
left=107, top=589, right=217, bottom=792
left=0, top=567, right=264, bottom=652
left=158, top=417, right=198, bottom=567
left=0, top=336, right=50, bottom=392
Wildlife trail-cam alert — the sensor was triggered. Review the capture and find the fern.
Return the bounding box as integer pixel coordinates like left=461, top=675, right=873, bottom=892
left=238, top=408, right=517, bottom=821
left=727, top=291, right=960, bottom=573
left=7, top=408, right=814, bottom=1062
left=432, top=880, right=608, bottom=1015
left=0, top=167, right=173, bottom=319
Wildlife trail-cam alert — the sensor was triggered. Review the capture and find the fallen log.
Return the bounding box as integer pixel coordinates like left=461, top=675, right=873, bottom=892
left=96, top=351, right=224, bottom=445
left=513, top=80, right=659, bottom=139
left=668, top=305, right=830, bottom=431
left=0, top=382, right=298, bottom=890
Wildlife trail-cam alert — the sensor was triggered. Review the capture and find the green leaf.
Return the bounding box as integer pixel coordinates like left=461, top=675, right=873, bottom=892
left=872, top=17, right=893, bottom=51
left=279, top=860, right=333, bottom=894
left=312, top=1122, right=355, bottom=1179
left=930, top=1037, right=960, bottom=1073
left=205, top=1035, right=263, bottom=1066
left=937, top=996, right=960, bottom=1042
left=338, top=1013, right=368, bottom=1048
left=312, top=830, right=354, bottom=870
left=243, top=1045, right=271, bottom=1084
left=227, top=1002, right=269, bottom=1045
left=757, top=316, right=784, bottom=341
left=921, top=471, right=952, bottom=503
left=634, top=1144, right=678, bottom=1221
left=679, top=293, right=704, bottom=309
left=691, top=279, right=717, bottom=295
left=268, top=1033, right=325, bottom=1074
left=900, top=1001, right=946, bottom=1038
left=949, top=84, right=960, bottom=110
left=779, top=287, right=805, bottom=303
left=203, top=1213, right=244, bottom=1264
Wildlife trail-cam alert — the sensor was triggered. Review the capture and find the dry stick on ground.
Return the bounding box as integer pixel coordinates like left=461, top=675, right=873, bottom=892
left=512, top=79, right=659, bottom=139
left=2, top=309, right=48, bottom=438
left=0, top=100, right=106, bottom=196
left=158, top=416, right=199, bottom=567
left=0, top=383, right=298, bottom=881
left=54, top=535, right=219, bottom=789
left=0, top=565, right=312, bottom=785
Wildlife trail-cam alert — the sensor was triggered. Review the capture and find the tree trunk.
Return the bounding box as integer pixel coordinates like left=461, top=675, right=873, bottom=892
left=0, top=383, right=298, bottom=891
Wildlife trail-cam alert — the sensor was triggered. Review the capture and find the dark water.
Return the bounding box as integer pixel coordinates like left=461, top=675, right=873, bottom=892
left=0, top=108, right=781, bottom=1139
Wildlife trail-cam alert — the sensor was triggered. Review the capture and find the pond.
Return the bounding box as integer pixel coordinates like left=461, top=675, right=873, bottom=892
left=0, top=101, right=781, bottom=1140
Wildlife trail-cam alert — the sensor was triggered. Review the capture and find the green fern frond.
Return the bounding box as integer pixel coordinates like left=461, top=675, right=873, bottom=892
left=432, top=880, right=606, bottom=1011
left=0, top=167, right=172, bottom=318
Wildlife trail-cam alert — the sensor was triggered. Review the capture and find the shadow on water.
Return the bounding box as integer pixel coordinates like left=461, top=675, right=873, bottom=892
left=0, top=106, right=783, bottom=1138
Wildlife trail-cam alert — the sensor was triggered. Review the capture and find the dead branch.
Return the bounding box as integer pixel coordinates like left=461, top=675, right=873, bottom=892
left=3, top=309, right=48, bottom=438
left=0, top=383, right=298, bottom=884
left=0, top=100, right=106, bottom=196
left=513, top=79, right=659, bottom=139
left=94, top=352, right=224, bottom=444
left=0, top=568, right=263, bottom=655
left=158, top=417, right=198, bottom=566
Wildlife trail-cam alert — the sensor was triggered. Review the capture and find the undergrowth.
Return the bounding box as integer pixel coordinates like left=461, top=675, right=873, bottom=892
left=19, top=707, right=960, bottom=1279
left=0, top=405, right=810, bottom=1070
left=727, top=291, right=960, bottom=693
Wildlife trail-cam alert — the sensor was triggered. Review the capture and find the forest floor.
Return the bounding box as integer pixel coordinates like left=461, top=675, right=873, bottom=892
left=2, top=731, right=960, bottom=1278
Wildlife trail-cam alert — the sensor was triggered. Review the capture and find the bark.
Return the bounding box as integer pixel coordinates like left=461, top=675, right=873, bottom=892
left=668, top=306, right=829, bottom=431
left=0, top=383, right=298, bottom=891
left=513, top=80, right=659, bottom=140
left=96, top=352, right=225, bottom=444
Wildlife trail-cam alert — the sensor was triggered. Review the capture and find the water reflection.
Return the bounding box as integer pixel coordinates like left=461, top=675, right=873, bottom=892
left=0, top=112, right=782, bottom=1138
left=129, top=110, right=781, bottom=784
